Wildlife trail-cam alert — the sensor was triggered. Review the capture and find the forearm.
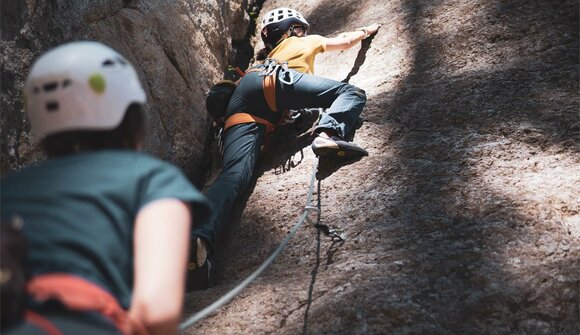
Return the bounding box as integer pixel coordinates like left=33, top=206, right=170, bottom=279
left=129, top=303, right=179, bottom=335
left=130, top=199, right=192, bottom=335
left=326, top=30, right=368, bottom=52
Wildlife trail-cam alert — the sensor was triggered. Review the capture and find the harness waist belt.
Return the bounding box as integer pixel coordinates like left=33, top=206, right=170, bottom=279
left=26, top=274, right=148, bottom=335
left=224, top=113, right=276, bottom=134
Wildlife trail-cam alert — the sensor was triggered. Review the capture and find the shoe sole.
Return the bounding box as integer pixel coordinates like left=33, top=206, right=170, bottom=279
left=313, top=146, right=368, bottom=159
left=186, top=259, right=212, bottom=291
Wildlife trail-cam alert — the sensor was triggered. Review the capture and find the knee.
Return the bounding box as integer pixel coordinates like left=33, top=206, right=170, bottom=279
left=356, top=86, right=367, bottom=102
left=349, top=85, right=367, bottom=104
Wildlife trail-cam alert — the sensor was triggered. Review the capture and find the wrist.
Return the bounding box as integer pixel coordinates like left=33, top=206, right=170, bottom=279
left=357, top=27, right=370, bottom=39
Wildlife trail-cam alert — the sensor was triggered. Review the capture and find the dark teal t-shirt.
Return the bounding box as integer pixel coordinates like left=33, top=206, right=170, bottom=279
left=1, top=150, right=211, bottom=309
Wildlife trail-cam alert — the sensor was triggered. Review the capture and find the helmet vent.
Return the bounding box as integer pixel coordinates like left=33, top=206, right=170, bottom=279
left=62, top=79, right=72, bottom=88
left=43, top=82, right=58, bottom=92
left=102, top=59, right=115, bottom=67
left=46, top=101, right=59, bottom=112
left=116, top=57, right=127, bottom=66
left=33, top=86, right=40, bottom=94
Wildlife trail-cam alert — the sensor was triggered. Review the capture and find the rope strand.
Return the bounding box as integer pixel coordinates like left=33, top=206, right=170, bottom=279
left=179, top=157, right=319, bottom=332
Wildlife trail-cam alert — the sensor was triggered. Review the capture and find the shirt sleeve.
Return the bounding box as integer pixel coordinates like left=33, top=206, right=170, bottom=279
left=139, top=159, right=213, bottom=224
left=307, top=35, right=327, bottom=53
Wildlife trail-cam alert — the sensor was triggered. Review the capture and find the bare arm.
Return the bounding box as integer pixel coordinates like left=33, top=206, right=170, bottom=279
left=325, top=23, right=381, bottom=52
left=129, top=198, right=192, bottom=335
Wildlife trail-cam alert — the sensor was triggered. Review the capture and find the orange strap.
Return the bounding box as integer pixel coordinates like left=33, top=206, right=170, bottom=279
left=234, top=67, right=246, bottom=77
left=224, top=113, right=276, bottom=134
left=224, top=65, right=279, bottom=134
left=263, top=71, right=277, bottom=112
left=25, top=310, right=63, bottom=335
left=245, top=67, right=278, bottom=112
left=27, top=274, right=148, bottom=335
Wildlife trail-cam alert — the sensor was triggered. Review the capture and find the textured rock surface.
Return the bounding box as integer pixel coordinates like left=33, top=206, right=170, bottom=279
left=2, top=0, right=579, bottom=334
left=0, top=0, right=248, bottom=183
left=183, top=0, right=579, bottom=334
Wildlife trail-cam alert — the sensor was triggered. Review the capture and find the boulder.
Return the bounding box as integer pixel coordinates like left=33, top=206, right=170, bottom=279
left=0, top=0, right=249, bottom=183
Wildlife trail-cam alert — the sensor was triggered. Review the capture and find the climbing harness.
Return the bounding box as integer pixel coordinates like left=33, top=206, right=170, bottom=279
left=223, top=58, right=297, bottom=136
left=259, top=58, right=294, bottom=85
left=179, top=157, right=345, bottom=332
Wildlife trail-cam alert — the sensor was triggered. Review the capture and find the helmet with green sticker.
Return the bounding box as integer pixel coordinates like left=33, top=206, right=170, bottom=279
left=24, top=41, right=146, bottom=143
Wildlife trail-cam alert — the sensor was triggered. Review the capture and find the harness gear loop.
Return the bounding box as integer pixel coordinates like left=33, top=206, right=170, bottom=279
left=258, top=58, right=279, bottom=77
left=277, top=62, right=294, bottom=85
left=259, top=58, right=295, bottom=86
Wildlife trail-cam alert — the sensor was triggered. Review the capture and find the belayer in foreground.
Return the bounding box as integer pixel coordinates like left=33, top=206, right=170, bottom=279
left=1, top=41, right=212, bottom=335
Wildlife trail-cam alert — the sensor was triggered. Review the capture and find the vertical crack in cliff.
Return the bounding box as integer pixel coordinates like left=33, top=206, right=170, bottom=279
left=228, top=0, right=265, bottom=78
left=162, top=47, right=192, bottom=90
left=142, top=74, right=171, bottom=146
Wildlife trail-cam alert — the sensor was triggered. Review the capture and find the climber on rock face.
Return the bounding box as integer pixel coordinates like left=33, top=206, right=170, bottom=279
left=258, top=7, right=380, bottom=158
left=1, top=41, right=212, bottom=335
left=258, top=7, right=381, bottom=74
left=187, top=7, right=381, bottom=290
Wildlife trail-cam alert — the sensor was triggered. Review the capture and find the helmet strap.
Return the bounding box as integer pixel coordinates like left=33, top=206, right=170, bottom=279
left=271, top=33, right=289, bottom=48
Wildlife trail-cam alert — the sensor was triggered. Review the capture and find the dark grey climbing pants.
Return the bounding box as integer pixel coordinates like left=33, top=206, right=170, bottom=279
left=193, top=122, right=266, bottom=254
left=192, top=69, right=367, bottom=254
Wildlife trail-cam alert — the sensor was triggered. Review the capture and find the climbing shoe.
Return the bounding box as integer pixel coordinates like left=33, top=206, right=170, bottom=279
left=186, top=237, right=212, bottom=291
left=311, top=135, right=368, bottom=159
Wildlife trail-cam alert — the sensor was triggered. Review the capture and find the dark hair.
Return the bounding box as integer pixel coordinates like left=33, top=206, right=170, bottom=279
left=42, top=103, right=145, bottom=158
left=260, top=25, right=286, bottom=51
left=256, top=47, right=270, bottom=61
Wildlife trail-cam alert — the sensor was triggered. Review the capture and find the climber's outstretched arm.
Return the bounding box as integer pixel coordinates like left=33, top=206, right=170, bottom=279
left=325, top=23, right=381, bottom=52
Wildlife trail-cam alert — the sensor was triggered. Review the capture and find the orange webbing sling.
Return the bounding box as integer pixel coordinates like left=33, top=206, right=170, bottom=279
left=263, top=71, right=277, bottom=112
left=224, top=113, right=276, bottom=134
left=26, top=274, right=148, bottom=335
left=223, top=68, right=279, bottom=134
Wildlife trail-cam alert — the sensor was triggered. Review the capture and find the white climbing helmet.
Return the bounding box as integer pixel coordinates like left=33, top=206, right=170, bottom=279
left=24, top=41, right=146, bottom=143
left=260, top=7, right=309, bottom=31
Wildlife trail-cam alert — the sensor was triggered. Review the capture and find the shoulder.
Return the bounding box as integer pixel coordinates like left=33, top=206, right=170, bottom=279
left=304, top=34, right=326, bottom=41
left=89, top=151, right=179, bottom=173
left=303, top=35, right=327, bottom=51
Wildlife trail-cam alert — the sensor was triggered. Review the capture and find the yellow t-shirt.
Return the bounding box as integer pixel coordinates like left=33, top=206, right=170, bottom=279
left=268, top=35, right=327, bottom=74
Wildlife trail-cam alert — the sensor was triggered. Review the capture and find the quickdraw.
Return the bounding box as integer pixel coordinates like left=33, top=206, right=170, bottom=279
left=304, top=205, right=346, bottom=242
left=314, top=224, right=346, bottom=241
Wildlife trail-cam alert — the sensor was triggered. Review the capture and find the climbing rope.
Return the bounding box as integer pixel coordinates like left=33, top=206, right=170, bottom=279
left=180, top=156, right=324, bottom=332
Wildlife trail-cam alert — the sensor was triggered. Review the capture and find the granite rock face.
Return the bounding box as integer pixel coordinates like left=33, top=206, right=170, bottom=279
left=0, top=0, right=249, bottom=182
